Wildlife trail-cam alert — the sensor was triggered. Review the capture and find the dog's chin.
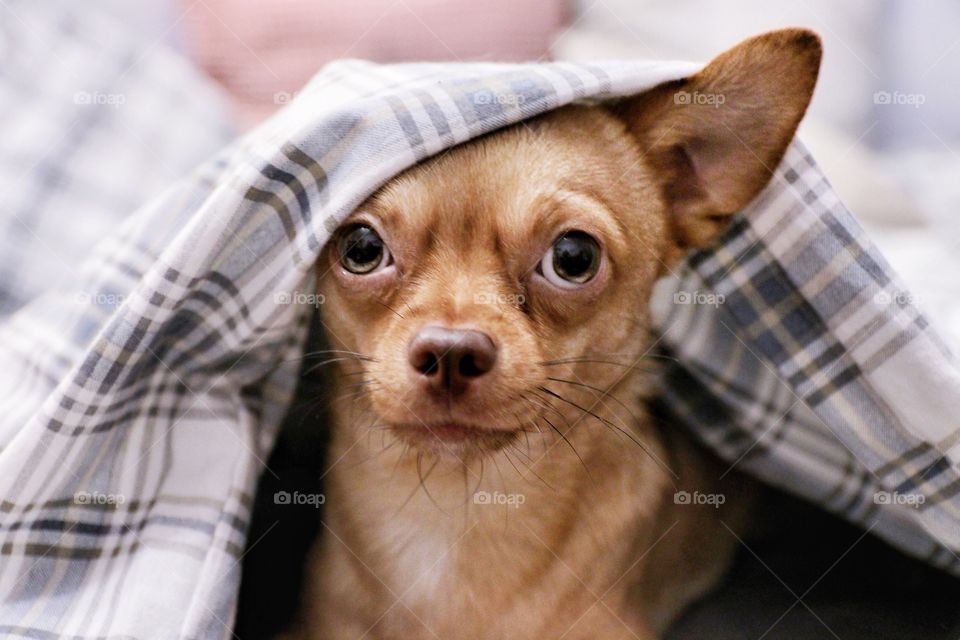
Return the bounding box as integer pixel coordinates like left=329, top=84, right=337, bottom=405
left=389, top=421, right=520, bottom=458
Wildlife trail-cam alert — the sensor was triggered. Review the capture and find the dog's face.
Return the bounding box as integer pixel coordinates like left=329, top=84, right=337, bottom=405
left=316, top=30, right=820, bottom=459
left=320, top=111, right=669, bottom=457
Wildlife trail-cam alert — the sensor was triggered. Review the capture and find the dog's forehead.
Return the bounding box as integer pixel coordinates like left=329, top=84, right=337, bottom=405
left=372, top=155, right=537, bottom=245
left=371, top=114, right=632, bottom=244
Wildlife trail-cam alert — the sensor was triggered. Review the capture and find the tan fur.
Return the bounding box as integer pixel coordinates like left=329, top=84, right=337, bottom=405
left=289, top=29, right=821, bottom=640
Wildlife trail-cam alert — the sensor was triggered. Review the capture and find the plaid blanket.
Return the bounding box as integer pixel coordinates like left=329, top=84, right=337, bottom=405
left=2, top=14, right=960, bottom=640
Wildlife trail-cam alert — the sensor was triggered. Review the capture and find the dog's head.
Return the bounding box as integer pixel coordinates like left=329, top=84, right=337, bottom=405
left=316, top=29, right=820, bottom=459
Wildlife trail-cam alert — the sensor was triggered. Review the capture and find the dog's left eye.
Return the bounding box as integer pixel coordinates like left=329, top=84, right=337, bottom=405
left=337, top=224, right=392, bottom=274
left=539, top=231, right=601, bottom=287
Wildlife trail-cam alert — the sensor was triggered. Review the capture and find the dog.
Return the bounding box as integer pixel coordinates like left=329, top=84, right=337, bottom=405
left=289, top=29, right=821, bottom=639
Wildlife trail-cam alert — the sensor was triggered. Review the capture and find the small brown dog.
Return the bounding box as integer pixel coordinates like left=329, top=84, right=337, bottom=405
left=292, top=29, right=821, bottom=639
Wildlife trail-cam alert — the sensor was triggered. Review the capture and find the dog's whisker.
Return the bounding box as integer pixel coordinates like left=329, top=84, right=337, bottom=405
left=293, top=349, right=378, bottom=363
left=374, top=299, right=406, bottom=319
left=535, top=411, right=592, bottom=482
left=525, top=392, right=571, bottom=429
left=537, top=385, right=667, bottom=476
left=538, top=353, right=678, bottom=368
left=414, top=453, right=448, bottom=515
left=303, top=357, right=370, bottom=377
left=539, top=358, right=632, bottom=368
left=472, top=456, right=486, bottom=498
left=486, top=453, right=513, bottom=530
left=520, top=423, right=533, bottom=454
left=289, top=394, right=335, bottom=417
left=513, top=402, right=548, bottom=461
left=342, top=438, right=402, bottom=470
left=539, top=385, right=636, bottom=441
left=390, top=443, right=411, bottom=480
left=339, top=379, right=378, bottom=392
left=393, top=450, right=438, bottom=516
left=545, top=376, right=646, bottom=428
left=334, top=388, right=371, bottom=402
left=461, top=464, right=469, bottom=518
left=394, top=467, right=424, bottom=516
left=302, top=348, right=376, bottom=358
left=517, top=396, right=562, bottom=461
left=489, top=449, right=504, bottom=485
left=503, top=442, right=554, bottom=491
left=336, top=370, right=368, bottom=378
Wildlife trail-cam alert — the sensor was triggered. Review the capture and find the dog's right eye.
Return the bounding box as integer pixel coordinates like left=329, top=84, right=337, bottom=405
left=538, top=231, right=601, bottom=288
left=337, top=224, right=391, bottom=274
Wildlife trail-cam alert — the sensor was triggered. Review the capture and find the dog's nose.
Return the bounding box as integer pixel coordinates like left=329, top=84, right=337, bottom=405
left=408, top=326, right=497, bottom=395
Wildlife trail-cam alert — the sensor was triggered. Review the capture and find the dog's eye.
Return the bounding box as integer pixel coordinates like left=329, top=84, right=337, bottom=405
left=540, top=231, right=601, bottom=287
left=337, top=224, right=391, bottom=274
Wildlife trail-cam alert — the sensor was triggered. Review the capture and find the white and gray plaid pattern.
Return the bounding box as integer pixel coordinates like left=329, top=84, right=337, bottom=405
left=0, top=0, right=233, bottom=318
left=653, top=141, right=960, bottom=574
left=1, top=20, right=959, bottom=639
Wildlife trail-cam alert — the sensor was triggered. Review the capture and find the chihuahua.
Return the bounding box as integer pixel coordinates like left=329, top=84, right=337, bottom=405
left=290, top=29, right=821, bottom=639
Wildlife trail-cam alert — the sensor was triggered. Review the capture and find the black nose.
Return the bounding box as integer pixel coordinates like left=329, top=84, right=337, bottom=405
left=408, top=326, right=497, bottom=395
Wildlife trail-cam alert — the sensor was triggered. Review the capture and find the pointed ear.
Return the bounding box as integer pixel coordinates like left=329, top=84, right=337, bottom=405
left=611, top=29, right=821, bottom=263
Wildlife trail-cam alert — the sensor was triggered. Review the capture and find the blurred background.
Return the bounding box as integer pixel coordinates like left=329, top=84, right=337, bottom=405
left=2, top=0, right=958, bottom=343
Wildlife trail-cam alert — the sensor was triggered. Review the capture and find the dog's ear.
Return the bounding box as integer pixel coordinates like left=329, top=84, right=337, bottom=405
left=611, top=29, right=821, bottom=265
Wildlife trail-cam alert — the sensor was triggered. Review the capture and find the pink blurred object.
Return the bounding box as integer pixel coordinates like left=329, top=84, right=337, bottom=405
left=178, top=0, right=568, bottom=128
